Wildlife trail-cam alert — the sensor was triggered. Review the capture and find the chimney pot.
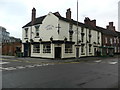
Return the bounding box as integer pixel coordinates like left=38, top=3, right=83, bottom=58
left=109, top=22, right=113, bottom=26
left=66, top=8, right=71, bottom=20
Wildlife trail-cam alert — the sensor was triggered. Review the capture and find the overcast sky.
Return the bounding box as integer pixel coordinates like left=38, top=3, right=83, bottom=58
left=0, top=0, right=119, bottom=39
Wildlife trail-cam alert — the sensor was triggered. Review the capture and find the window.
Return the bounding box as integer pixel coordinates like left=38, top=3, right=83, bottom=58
left=69, top=23, right=73, bottom=41
left=81, top=45, right=84, bottom=54
left=98, top=32, right=100, bottom=44
left=35, top=25, right=40, bottom=37
left=25, top=28, right=28, bottom=38
left=81, top=27, right=84, bottom=33
left=43, top=44, right=51, bottom=53
left=65, top=44, right=73, bottom=53
left=89, top=45, right=91, bottom=53
left=33, top=44, right=40, bottom=53
left=110, top=38, right=113, bottom=44
left=105, top=37, right=107, bottom=44
left=89, top=36, right=91, bottom=43
left=89, top=30, right=91, bottom=35
left=81, top=34, right=84, bottom=42
left=69, top=33, right=73, bottom=41
left=114, top=38, right=116, bottom=43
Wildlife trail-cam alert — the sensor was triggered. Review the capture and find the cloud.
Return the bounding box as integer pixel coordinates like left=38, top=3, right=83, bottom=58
left=0, top=0, right=119, bottom=38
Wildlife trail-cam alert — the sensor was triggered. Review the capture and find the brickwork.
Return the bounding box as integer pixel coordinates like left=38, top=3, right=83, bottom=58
left=2, top=42, right=22, bottom=56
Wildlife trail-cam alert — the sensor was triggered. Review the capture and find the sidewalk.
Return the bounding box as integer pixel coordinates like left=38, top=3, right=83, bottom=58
left=1, top=55, right=119, bottom=64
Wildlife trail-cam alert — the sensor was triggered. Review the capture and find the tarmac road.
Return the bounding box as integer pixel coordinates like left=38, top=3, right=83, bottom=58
left=1, top=56, right=119, bottom=88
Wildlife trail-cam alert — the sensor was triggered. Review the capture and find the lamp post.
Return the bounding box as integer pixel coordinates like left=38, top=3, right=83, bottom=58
left=76, top=0, right=79, bottom=61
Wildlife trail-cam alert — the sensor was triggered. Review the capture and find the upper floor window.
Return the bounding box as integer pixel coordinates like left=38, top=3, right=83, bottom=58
left=97, top=32, right=100, bottom=44
left=81, top=45, right=84, bottom=54
left=105, top=37, right=107, bottom=44
left=25, top=28, right=28, bottom=38
left=81, top=34, right=84, bottom=42
left=35, top=25, right=40, bottom=37
left=81, top=27, right=84, bottom=33
left=114, top=38, right=116, bottom=43
left=110, top=38, right=113, bottom=44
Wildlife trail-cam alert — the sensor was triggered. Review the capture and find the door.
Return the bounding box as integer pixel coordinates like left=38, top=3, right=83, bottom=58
left=76, top=47, right=79, bottom=58
left=55, top=47, right=61, bottom=59
left=24, top=44, right=30, bottom=57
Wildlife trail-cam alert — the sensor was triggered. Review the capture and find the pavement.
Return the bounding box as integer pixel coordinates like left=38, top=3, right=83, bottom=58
left=1, top=55, right=120, bottom=64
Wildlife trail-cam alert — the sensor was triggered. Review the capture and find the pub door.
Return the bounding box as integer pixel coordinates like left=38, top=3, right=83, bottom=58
left=55, top=47, right=61, bottom=59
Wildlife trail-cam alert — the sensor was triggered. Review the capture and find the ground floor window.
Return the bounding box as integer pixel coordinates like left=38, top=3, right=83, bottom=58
left=33, top=44, right=40, bottom=53
left=65, top=44, right=73, bottom=53
left=43, top=44, right=51, bottom=53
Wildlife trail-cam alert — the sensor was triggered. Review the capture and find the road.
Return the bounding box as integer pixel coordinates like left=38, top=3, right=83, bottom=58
left=1, top=56, right=118, bottom=88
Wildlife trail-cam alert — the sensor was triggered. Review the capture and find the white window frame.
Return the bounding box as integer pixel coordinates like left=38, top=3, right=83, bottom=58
left=43, top=44, right=51, bottom=53
left=33, top=44, right=40, bottom=53
left=65, top=44, right=73, bottom=53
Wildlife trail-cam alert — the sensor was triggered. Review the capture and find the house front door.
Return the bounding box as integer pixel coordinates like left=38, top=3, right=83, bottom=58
left=55, top=47, right=61, bottom=59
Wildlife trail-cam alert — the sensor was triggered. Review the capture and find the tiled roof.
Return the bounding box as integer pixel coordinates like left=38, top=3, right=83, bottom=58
left=22, top=12, right=118, bottom=37
left=96, top=26, right=118, bottom=36
left=22, top=15, right=46, bottom=28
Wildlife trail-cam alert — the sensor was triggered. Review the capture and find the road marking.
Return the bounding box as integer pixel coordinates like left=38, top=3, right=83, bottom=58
left=2, top=67, right=16, bottom=70
left=2, top=63, right=55, bottom=71
left=16, top=66, right=26, bottom=69
left=108, top=61, right=117, bottom=65
left=0, top=62, right=9, bottom=64
left=94, top=60, right=102, bottom=63
left=34, top=64, right=43, bottom=67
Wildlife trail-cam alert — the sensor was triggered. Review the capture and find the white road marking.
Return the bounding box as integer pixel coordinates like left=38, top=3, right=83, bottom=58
left=94, top=60, right=102, bottom=63
left=16, top=66, right=26, bottom=69
left=0, top=62, right=9, bottom=64
left=2, top=67, right=16, bottom=70
left=108, top=61, right=117, bottom=65
left=33, top=64, right=42, bottom=67
left=2, top=63, right=55, bottom=71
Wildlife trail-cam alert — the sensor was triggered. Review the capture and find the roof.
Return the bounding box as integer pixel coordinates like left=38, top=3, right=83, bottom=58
left=22, top=12, right=118, bottom=37
left=22, top=15, right=46, bottom=28
left=116, top=31, right=120, bottom=37
left=96, top=26, right=118, bottom=36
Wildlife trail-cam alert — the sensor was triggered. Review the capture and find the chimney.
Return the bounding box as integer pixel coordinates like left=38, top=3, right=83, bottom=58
left=107, top=22, right=116, bottom=31
left=91, top=20, right=96, bottom=27
left=84, top=17, right=91, bottom=25
left=66, top=8, right=71, bottom=20
left=106, top=26, right=109, bottom=30
left=32, top=7, right=36, bottom=25
left=109, top=22, right=113, bottom=27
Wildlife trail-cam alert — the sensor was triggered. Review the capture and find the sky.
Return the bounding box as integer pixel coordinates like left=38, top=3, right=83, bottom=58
left=0, top=0, right=119, bottom=39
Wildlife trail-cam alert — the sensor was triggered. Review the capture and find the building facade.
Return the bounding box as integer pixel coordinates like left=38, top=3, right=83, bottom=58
left=0, top=26, right=22, bottom=56
left=22, top=8, right=102, bottom=59
left=0, top=26, right=10, bottom=43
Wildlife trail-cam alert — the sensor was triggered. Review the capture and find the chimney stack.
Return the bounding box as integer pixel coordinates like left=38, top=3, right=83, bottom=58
left=66, top=8, right=71, bottom=20
left=84, top=17, right=91, bottom=25
left=32, top=7, right=36, bottom=25
left=91, top=20, right=96, bottom=27
left=106, top=22, right=116, bottom=31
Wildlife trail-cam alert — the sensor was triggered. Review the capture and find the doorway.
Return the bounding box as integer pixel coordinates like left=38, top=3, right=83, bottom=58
left=55, top=47, right=61, bottom=59
left=24, top=43, right=30, bottom=57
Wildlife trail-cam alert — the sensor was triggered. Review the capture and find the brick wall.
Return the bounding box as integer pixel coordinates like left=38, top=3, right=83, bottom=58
left=2, top=42, right=22, bottom=56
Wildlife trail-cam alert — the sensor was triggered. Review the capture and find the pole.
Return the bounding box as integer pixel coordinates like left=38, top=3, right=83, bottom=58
left=76, top=0, right=79, bottom=60
left=77, top=0, right=78, bottom=45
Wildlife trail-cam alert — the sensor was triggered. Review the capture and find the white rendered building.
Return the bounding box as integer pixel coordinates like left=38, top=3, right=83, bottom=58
left=22, top=8, right=102, bottom=59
